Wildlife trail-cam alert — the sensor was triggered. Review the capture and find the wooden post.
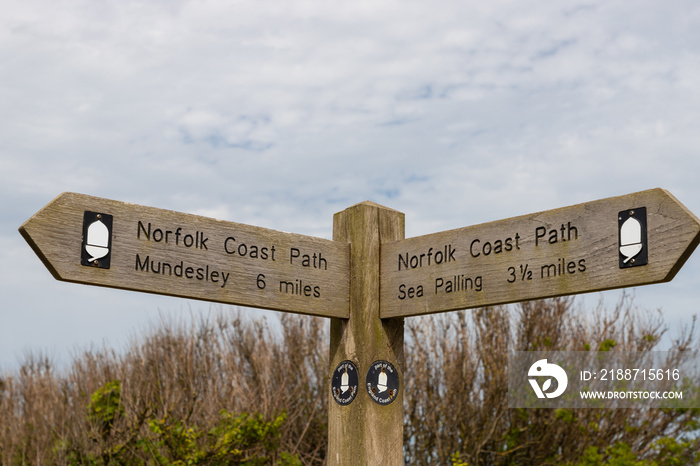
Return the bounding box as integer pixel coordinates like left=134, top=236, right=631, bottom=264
left=329, top=201, right=405, bottom=465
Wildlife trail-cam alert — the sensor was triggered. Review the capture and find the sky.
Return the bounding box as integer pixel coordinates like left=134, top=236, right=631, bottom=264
left=2, top=0, right=700, bottom=372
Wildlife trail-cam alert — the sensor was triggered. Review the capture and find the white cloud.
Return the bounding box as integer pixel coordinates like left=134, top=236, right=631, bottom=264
left=3, top=0, right=700, bottom=370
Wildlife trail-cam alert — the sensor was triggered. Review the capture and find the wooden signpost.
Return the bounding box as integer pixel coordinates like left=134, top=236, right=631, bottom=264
left=19, top=188, right=700, bottom=465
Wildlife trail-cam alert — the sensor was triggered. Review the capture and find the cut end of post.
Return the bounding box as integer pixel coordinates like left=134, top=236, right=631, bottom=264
left=344, top=200, right=403, bottom=213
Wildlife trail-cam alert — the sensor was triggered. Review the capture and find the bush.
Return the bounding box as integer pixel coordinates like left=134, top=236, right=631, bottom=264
left=1, top=296, right=698, bottom=465
left=0, top=311, right=325, bottom=465
left=404, top=296, right=700, bottom=465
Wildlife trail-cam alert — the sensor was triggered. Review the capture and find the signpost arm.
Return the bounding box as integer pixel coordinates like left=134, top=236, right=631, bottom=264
left=329, top=201, right=405, bottom=465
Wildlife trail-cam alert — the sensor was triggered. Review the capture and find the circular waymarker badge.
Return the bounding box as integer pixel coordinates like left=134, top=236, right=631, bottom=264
left=366, top=360, right=399, bottom=405
left=331, top=361, right=359, bottom=405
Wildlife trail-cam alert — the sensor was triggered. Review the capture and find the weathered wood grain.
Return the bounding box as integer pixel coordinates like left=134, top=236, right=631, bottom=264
left=380, top=188, right=700, bottom=318
left=19, top=192, right=349, bottom=318
left=18, top=189, right=700, bottom=463
left=328, top=201, right=405, bottom=465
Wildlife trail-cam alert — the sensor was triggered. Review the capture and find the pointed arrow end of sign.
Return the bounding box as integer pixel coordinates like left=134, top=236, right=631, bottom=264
left=658, top=189, right=700, bottom=282
left=18, top=193, right=77, bottom=281
left=19, top=218, right=60, bottom=281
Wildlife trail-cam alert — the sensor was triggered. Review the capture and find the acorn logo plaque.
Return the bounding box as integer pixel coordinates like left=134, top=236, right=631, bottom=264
left=81, top=211, right=113, bottom=269
left=619, top=207, right=647, bottom=268
left=366, top=360, right=399, bottom=405
left=331, top=361, right=359, bottom=405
